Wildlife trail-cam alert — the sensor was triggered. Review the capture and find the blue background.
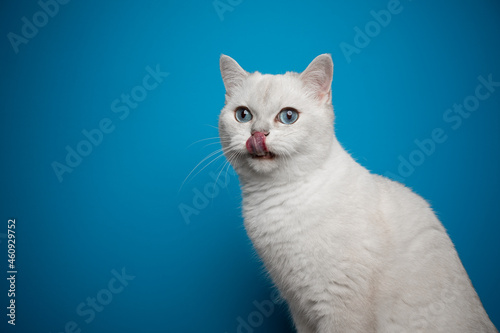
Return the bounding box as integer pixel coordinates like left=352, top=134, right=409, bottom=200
left=1, top=0, right=499, bottom=332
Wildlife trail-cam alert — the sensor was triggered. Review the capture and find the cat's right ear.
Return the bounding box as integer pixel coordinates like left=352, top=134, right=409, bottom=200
left=300, top=54, right=334, bottom=104
left=220, top=55, right=248, bottom=98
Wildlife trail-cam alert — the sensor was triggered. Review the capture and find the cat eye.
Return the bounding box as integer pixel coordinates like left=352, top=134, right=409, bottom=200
left=235, top=107, right=253, bottom=123
left=278, top=108, right=299, bottom=125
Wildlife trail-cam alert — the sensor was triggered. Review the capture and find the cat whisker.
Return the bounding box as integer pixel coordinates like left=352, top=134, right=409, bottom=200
left=204, top=124, right=219, bottom=130
left=180, top=145, right=241, bottom=191
left=222, top=149, right=244, bottom=180
left=186, top=136, right=221, bottom=149
left=179, top=148, right=224, bottom=191
left=213, top=158, right=231, bottom=190
left=203, top=141, right=224, bottom=148
left=213, top=146, right=243, bottom=184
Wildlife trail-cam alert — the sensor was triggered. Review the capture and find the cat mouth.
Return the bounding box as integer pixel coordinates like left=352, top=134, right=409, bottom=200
left=250, top=151, right=276, bottom=160
left=246, top=132, right=275, bottom=160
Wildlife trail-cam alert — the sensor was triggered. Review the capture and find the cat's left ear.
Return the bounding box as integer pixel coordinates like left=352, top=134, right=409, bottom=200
left=220, top=54, right=248, bottom=98
left=300, top=54, right=334, bottom=104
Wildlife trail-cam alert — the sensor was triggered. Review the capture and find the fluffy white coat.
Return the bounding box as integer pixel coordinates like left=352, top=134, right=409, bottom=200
left=218, top=54, right=497, bottom=333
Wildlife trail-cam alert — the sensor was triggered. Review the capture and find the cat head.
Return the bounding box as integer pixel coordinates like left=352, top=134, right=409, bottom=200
left=218, top=54, right=335, bottom=182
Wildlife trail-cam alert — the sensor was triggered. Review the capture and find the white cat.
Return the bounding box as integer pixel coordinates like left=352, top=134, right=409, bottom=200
left=218, top=54, right=497, bottom=333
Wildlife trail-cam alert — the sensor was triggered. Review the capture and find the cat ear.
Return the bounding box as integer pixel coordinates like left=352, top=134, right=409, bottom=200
left=299, top=54, right=334, bottom=104
left=220, top=54, right=248, bottom=97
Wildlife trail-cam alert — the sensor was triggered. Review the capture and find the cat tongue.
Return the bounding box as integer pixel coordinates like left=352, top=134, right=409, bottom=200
left=246, top=132, right=268, bottom=156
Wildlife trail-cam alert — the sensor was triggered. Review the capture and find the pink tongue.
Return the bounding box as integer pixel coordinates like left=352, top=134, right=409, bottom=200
left=246, top=132, right=268, bottom=156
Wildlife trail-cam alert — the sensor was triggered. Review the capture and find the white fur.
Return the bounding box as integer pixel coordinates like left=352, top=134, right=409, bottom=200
left=218, top=54, right=497, bottom=333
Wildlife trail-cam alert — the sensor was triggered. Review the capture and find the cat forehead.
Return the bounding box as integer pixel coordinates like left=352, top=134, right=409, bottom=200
left=241, top=72, right=303, bottom=110
left=245, top=72, right=300, bottom=93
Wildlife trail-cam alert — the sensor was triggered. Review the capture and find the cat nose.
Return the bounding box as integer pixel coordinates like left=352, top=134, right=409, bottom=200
left=251, top=120, right=270, bottom=136
left=251, top=130, right=270, bottom=136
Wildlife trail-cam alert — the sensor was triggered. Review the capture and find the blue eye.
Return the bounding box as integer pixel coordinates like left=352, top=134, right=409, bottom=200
left=278, top=108, right=299, bottom=124
left=235, top=107, right=253, bottom=123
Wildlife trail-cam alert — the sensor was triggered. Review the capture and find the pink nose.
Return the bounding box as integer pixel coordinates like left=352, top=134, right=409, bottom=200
left=246, top=132, right=268, bottom=156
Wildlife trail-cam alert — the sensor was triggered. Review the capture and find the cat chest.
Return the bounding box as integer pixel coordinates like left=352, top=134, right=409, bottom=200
left=243, top=194, right=307, bottom=232
left=242, top=193, right=329, bottom=255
